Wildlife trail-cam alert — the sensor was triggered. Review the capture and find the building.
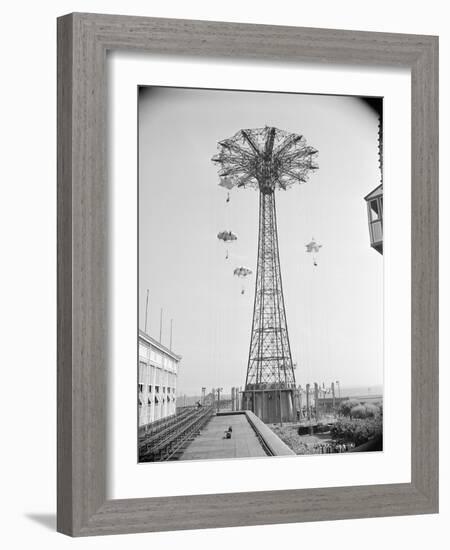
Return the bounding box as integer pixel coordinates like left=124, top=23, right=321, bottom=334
left=364, top=183, right=383, bottom=254
left=364, top=99, right=383, bottom=255
left=138, top=329, right=181, bottom=431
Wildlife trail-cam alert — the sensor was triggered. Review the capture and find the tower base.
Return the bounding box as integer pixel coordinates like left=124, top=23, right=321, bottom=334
left=242, top=388, right=296, bottom=424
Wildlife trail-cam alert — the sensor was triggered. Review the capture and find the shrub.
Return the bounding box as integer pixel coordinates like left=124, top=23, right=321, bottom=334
left=339, top=399, right=361, bottom=417
left=350, top=404, right=367, bottom=418
left=364, top=403, right=380, bottom=418
left=340, top=400, right=381, bottom=419
left=331, top=416, right=382, bottom=447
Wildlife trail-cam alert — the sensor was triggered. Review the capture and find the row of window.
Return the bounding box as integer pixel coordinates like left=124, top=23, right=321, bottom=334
left=138, top=383, right=175, bottom=395
left=139, top=395, right=176, bottom=407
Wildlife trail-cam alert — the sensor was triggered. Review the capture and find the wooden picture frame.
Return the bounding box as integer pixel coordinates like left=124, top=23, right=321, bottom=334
left=57, top=12, right=438, bottom=536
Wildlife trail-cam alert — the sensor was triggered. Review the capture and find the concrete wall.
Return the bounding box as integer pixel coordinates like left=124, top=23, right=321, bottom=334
left=243, top=389, right=295, bottom=423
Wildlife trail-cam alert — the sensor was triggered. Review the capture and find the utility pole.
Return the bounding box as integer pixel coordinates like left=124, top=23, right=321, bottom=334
left=279, top=386, right=283, bottom=427
left=298, top=385, right=302, bottom=421
left=314, top=382, right=319, bottom=421
left=306, top=383, right=311, bottom=421
left=217, top=387, right=223, bottom=413
left=144, top=289, right=149, bottom=333
left=335, top=380, right=341, bottom=417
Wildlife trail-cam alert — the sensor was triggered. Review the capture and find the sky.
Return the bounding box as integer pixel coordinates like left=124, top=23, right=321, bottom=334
left=138, top=87, right=383, bottom=395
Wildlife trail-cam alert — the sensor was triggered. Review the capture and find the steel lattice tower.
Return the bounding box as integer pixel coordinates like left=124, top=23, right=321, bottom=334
left=212, top=126, right=318, bottom=422
left=247, top=190, right=294, bottom=389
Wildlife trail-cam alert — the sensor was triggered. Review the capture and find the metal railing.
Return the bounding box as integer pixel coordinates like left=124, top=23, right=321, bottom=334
left=139, top=406, right=214, bottom=461
left=139, top=407, right=193, bottom=442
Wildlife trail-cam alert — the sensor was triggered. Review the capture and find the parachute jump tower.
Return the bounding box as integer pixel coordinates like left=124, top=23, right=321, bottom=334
left=212, top=126, right=318, bottom=423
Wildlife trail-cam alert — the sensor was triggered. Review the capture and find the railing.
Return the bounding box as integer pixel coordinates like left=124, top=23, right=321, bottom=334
left=139, top=412, right=175, bottom=436
left=213, top=399, right=232, bottom=411
left=138, top=407, right=193, bottom=440
left=139, top=406, right=214, bottom=461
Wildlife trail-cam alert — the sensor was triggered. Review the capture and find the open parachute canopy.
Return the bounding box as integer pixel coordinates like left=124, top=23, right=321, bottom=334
left=233, top=266, right=253, bottom=294
left=233, top=266, right=252, bottom=278
left=217, top=230, right=238, bottom=243
left=218, top=177, right=235, bottom=190
left=305, top=239, right=322, bottom=253
left=305, top=238, right=322, bottom=267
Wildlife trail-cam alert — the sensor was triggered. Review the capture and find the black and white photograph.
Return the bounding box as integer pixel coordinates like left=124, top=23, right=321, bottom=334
left=138, top=86, right=383, bottom=462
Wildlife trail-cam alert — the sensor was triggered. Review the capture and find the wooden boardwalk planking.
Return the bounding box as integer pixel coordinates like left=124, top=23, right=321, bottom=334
left=180, top=415, right=267, bottom=460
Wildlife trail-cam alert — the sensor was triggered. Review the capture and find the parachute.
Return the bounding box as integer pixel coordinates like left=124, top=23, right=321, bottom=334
left=218, top=177, right=235, bottom=190
left=233, top=266, right=253, bottom=294
left=217, top=230, right=237, bottom=243
left=233, top=266, right=252, bottom=277
left=305, top=239, right=322, bottom=254
left=305, top=238, right=322, bottom=266
left=219, top=177, right=234, bottom=203
left=217, top=230, right=237, bottom=259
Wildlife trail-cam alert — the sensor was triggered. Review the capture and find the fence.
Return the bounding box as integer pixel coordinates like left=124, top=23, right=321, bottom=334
left=139, top=405, right=214, bottom=461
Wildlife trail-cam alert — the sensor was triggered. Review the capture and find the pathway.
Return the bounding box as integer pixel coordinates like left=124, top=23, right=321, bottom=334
left=179, top=414, right=267, bottom=460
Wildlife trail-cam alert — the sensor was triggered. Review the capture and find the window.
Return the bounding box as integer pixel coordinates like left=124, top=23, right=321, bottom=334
left=163, top=386, right=166, bottom=393
left=167, top=387, right=170, bottom=393
left=147, top=398, right=152, bottom=405
left=138, top=383, right=144, bottom=393
left=369, top=199, right=380, bottom=221
left=155, top=385, right=160, bottom=393
left=148, top=385, right=152, bottom=393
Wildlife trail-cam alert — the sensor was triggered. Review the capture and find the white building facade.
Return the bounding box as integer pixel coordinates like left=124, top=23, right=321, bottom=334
left=138, top=330, right=181, bottom=429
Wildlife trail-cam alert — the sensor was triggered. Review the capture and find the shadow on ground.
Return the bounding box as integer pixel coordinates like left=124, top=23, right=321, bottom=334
left=25, top=513, right=56, bottom=531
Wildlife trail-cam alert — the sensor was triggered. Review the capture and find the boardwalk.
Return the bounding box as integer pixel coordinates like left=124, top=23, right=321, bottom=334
left=179, top=414, right=267, bottom=460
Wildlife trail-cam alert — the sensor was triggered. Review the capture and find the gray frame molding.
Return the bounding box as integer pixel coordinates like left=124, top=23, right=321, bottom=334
left=57, top=13, right=438, bottom=537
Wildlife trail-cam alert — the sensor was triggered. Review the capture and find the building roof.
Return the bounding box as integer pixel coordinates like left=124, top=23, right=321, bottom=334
left=364, top=183, right=383, bottom=202
left=138, top=329, right=182, bottom=362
